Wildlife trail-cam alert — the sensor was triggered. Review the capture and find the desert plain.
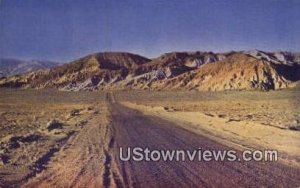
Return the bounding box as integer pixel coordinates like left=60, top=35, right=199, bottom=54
left=0, top=88, right=299, bottom=187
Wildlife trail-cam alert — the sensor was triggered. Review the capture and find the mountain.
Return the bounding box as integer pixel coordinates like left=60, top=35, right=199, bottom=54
left=245, top=50, right=300, bottom=65
left=0, top=58, right=60, bottom=77
left=0, top=52, right=151, bottom=90
left=0, top=50, right=299, bottom=91
left=155, top=53, right=300, bottom=91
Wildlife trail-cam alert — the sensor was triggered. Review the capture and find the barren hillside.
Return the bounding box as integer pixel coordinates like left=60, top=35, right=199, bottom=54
left=0, top=51, right=299, bottom=91
left=156, top=53, right=300, bottom=91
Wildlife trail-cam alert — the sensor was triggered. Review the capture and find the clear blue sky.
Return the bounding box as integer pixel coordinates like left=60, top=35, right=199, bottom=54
left=1, top=0, right=300, bottom=62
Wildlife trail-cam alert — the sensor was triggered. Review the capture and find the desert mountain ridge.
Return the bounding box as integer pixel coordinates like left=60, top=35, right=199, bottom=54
left=0, top=50, right=300, bottom=91
left=0, top=58, right=60, bottom=77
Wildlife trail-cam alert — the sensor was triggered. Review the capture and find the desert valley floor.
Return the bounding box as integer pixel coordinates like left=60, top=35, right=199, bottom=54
left=0, top=89, right=300, bottom=187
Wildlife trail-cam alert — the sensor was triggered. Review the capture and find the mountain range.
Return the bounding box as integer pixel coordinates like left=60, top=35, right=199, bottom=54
left=0, top=50, right=300, bottom=91
left=0, top=58, right=59, bottom=77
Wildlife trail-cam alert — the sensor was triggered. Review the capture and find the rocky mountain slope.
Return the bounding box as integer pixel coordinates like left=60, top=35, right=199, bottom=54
left=0, top=50, right=299, bottom=91
left=0, top=58, right=59, bottom=77
left=154, top=53, right=300, bottom=91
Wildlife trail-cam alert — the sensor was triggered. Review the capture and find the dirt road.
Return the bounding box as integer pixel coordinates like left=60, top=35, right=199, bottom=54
left=107, top=94, right=300, bottom=188
left=20, top=93, right=300, bottom=187
left=23, top=106, right=111, bottom=188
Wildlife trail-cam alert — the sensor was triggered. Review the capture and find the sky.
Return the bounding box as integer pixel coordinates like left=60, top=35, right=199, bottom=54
left=0, top=0, right=300, bottom=62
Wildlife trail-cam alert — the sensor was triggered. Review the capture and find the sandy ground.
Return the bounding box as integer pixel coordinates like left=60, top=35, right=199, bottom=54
left=116, top=90, right=300, bottom=130
left=117, top=90, right=300, bottom=167
left=0, top=89, right=109, bottom=187
left=0, top=89, right=299, bottom=187
left=23, top=106, right=111, bottom=188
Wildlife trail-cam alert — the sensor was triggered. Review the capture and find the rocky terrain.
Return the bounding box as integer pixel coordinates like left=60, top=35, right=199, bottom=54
left=0, top=50, right=299, bottom=91
left=0, top=58, right=59, bottom=77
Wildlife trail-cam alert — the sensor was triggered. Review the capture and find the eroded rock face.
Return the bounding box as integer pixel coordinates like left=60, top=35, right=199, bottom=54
left=245, top=50, right=300, bottom=65
left=0, top=51, right=300, bottom=91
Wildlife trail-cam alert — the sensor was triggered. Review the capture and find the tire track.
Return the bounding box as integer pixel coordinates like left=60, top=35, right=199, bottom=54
left=23, top=105, right=110, bottom=188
